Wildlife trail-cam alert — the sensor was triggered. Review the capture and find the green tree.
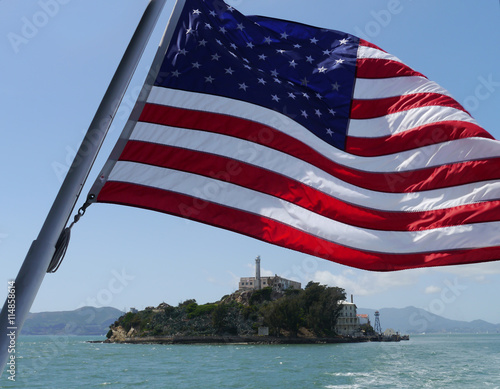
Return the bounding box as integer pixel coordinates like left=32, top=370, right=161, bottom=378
left=360, top=323, right=375, bottom=336
left=301, top=282, right=345, bottom=336
left=212, top=304, right=228, bottom=333
left=262, top=295, right=304, bottom=337
left=249, top=287, right=273, bottom=305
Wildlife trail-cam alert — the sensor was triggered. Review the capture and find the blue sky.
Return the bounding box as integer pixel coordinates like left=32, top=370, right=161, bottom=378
left=1, top=0, right=500, bottom=326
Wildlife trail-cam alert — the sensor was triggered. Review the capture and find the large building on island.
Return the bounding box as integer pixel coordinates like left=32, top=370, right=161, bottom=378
left=335, top=295, right=361, bottom=336
left=238, top=256, right=301, bottom=293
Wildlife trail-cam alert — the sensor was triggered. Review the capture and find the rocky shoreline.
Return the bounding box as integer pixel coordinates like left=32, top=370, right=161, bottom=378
left=92, top=334, right=407, bottom=345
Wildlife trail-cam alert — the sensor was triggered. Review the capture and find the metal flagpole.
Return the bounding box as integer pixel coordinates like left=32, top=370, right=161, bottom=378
left=0, top=0, right=167, bottom=376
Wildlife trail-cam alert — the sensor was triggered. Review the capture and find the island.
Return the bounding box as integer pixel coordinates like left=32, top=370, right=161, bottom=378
left=105, top=281, right=407, bottom=344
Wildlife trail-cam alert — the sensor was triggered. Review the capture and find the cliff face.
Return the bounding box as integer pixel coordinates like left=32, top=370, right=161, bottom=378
left=107, top=291, right=267, bottom=340
left=107, top=283, right=347, bottom=341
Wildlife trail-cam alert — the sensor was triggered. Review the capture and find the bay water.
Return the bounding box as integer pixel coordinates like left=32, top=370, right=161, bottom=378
left=2, top=334, right=500, bottom=388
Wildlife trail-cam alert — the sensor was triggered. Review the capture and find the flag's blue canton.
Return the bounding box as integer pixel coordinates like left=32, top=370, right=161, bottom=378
left=155, top=0, right=359, bottom=150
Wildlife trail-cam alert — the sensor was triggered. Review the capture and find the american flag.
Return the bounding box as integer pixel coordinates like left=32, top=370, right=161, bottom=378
left=91, top=0, right=500, bottom=271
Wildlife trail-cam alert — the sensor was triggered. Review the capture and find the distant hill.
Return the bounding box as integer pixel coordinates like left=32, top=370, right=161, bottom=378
left=357, top=307, right=500, bottom=334
left=19, top=305, right=500, bottom=336
left=21, top=307, right=124, bottom=336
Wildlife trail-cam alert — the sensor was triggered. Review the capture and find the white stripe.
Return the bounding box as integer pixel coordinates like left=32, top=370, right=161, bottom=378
left=107, top=161, right=500, bottom=253
left=130, top=123, right=500, bottom=212
left=357, top=45, right=404, bottom=63
left=353, top=77, right=451, bottom=99
left=348, top=106, right=477, bottom=138
left=146, top=87, right=500, bottom=174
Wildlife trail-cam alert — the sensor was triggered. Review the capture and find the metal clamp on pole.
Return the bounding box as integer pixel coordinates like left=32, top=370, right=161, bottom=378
left=46, top=194, right=96, bottom=273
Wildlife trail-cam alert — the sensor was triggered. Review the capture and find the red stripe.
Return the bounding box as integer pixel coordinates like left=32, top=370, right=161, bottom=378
left=359, top=39, right=385, bottom=52
left=97, top=181, right=500, bottom=271
left=119, top=141, right=500, bottom=232
left=351, top=93, right=466, bottom=120
left=356, top=58, right=425, bottom=79
left=139, top=104, right=500, bottom=193
left=345, top=121, right=493, bottom=157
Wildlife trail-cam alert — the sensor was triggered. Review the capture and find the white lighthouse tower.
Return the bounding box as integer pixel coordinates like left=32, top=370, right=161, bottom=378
left=255, top=256, right=261, bottom=290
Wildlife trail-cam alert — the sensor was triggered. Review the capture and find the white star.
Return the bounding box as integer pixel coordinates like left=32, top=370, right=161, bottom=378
left=237, top=23, right=245, bottom=30
left=178, top=48, right=188, bottom=55
left=326, top=128, right=334, bottom=136
left=329, top=109, right=336, bottom=116
left=205, top=23, right=212, bottom=30
left=335, top=58, right=345, bottom=65
left=272, top=95, right=280, bottom=102
left=192, top=62, right=201, bottom=69
left=301, top=110, right=308, bottom=118
left=219, top=27, right=227, bottom=34
left=205, top=75, right=214, bottom=83
left=273, top=78, right=281, bottom=84
left=246, top=42, right=254, bottom=49
left=339, top=38, right=348, bottom=45
left=244, top=64, right=251, bottom=70
left=271, top=69, right=279, bottom=77
left=209, top=10, right=216, bottom=17
left=216, top=39, right=223, bottom=45
left=258, top=54, right=267, bottom=60
left=225, top=67, right=234, bottom=75
left=315, top=109, right=322, bottom=117
left=171, top=70, right=180, bottom=77
left=289, top=60, right=298, bottom=68
left=331, top=82, right=340, bottom=91
left=230, top=43, right=238, bottom=50
left=302, top=92, right=310, bottom=100
left=318, top=66, right=327, bottom=73
left=198, top=39, right=207, bottom=46
left=257, top=78, right=266, bottom=85
left=288, top=92, right=296, bottom=99
left=305, top=56, right=314, bottom=64
left=186, top=28, right=193, bottom=35
left=310, top=37, right=318, bottom=44
left=264, top=36, right=272, bottom=44
left=193, top=9, right=201, bottom=15
left=211, top=53, right=221, bottom=61
left=239, top=83, right=249, bottom=91
left=276, top=49, right=286, bottom=54
left=300, top=77, right=309, bottom=86
left=323, top=49, right=331, bottom=55
left=293, top=44, right=301, bottom=49
left=281, top=31, right=289, bottom=39
left=316, top=93, right=322, bottom=99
